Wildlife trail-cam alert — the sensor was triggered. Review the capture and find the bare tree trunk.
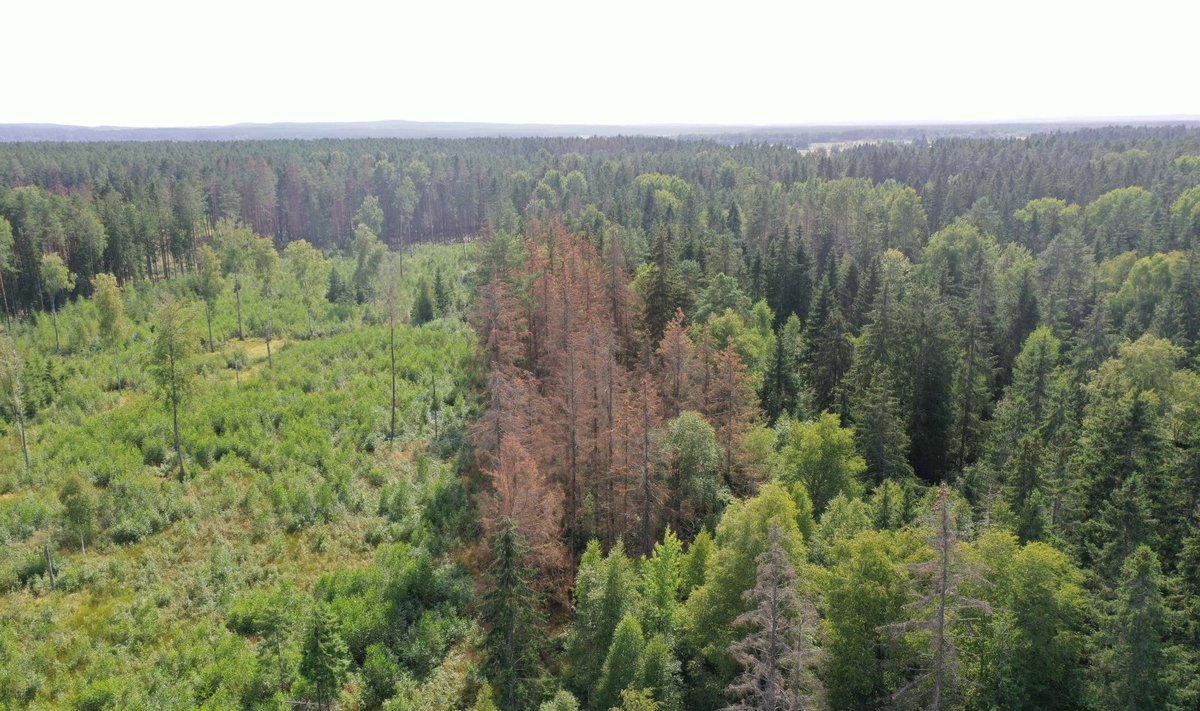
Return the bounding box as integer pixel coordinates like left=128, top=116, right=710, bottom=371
left=206, top=306, right=215, bottom=352
left=113, top=342, right=122, bottom=390
left=51, top=296, right=61, bottom=352
left=44, top=544, right=56, bottom=591
left=234, top=275, right=244, bottom=340
left=265, top=298, right=273, bottom=368
left=171, top=349, right=185, bottom=480
left=389, top=317, right=397, bottom=441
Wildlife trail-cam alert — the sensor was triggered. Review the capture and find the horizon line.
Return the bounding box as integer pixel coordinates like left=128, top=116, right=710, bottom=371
left=5, top=114, right=1200, bottom=131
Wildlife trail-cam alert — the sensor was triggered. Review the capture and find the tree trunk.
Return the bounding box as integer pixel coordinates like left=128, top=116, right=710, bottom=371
left=51, top=296, right=60, bottom=352
left=44, top=544, right=56, bottom=591
left=171, top=349, right=185, bottom=479
left=14, top=393, right=29, bottom=472
left=174, top=399, right=184, bottom=480
left=389, top=318, right=397, bottom=441
left=265, top=298, right=273, bottom=369
left=234, top=276, right=244, bottom=340
left=206, top=306, right=214, bottom=352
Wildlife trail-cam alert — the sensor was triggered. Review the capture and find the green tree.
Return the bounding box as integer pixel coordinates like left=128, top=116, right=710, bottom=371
left=613, top=688, right=660, bottom=711
left=284, top=239, right=329, bottom=338
left=215, top=221, right=258, bottom=340
left=1086, top=187, right=1160, bottom=258
left=681, top=528, right=714, bottom=597
left=778, top=413, right=866, bottom=515
left=849, top=364, right=912, bottom=483
left=92, top=273, right=125, bottom=389
left=1094, top=545, right=1169, bottom=710
left=352, top=223, right=385, bottom=303
left=192, top=244, right=224, bottom=351
left=251, top=237, right=280, bottom=368
left=684, top=483, right=806, bottom=694
left=299, top=603, right=350, bottom=711
left=355, top=194, right=385, bottom=236
left=433, top=266, right=450, bottom=314
left=483, top=521, right=545, bottom=711
left=540, top=690, right=582, bottom=711
left=147, top=298, right=196, bottom=479
left=967, top=532, right=1089, bottom=710
left=823, top=530, right=916, bottom=709
left=638, top=635, right=682, bottom=711
left=39, top=252, right=75, bottom=352
left=640, top=529, right=683, bottom=639
left=0, top=215, right=14, bottom=316
left=593, top=614, right=646, bottom=711
left=662, top=412, right=723, bottom=536
left=412, top=277, right=435, bottom=325
left=566, top=541, right=642, bottom=704
left=59, top=474, right=98, bottom=553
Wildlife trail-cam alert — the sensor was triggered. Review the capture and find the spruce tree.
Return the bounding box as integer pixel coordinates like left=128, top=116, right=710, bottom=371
left=483, top=521, right=545, bottom=711
left=300, top=604, right=350, bottom=711
left=593, top=614, right=646, bottom=711
left=724, top=524, right=822, bottom=711
left=1095, top=546, right=1169, bottom=710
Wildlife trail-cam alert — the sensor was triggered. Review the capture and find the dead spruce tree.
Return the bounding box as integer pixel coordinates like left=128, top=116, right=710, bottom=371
left=890, top=485, right=989, bottom=710
left=725, top=524, right=823, bottom=711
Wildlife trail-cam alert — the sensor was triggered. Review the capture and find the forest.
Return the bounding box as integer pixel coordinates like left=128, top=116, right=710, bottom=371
left=1, top=124, right=1200, bottom=710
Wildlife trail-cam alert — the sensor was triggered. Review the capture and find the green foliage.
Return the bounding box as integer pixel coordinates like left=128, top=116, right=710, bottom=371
left=566, top=540, right=642, bottom=703
left=683, top=483, right=805, bottom=689
left=483, top=522, right=545, bottom=711
left=593, top=614, right=645, bottom=711
left=639, top=529, right=683, bottom=639
left=299, top=603, right=351, bottom=707
left=966, top=531, right=1089, bottom=710
left=777, top=412, right=866, bottom=515
left=823, top=530, right=918, bottom=710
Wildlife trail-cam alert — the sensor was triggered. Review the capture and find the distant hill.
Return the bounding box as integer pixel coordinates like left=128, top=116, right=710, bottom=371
left=2, top=117, right=1198, bottom=144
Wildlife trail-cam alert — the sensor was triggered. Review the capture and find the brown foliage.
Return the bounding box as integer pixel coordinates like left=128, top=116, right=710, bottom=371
left=478, top=434, right=566, bottom=578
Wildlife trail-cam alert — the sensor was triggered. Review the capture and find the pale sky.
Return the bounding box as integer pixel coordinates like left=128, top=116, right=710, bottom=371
left=7, top=0, right=1199, bottom=127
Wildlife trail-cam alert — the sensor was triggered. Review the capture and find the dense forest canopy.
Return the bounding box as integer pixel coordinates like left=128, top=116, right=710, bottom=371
left=2, top=124, right=1200, bottom=710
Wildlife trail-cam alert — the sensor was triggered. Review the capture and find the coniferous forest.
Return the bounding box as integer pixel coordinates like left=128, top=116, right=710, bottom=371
left=2, top=125, right=1200, bottom=710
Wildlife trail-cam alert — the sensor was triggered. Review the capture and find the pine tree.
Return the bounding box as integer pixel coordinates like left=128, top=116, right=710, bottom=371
left=147, top=298, right=196, bottom=480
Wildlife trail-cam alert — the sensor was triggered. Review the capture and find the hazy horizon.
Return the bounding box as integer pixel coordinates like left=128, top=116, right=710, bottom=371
left=7, top=114, right=1200, bottom=131
left=9, top=0, right=1199, bottom=128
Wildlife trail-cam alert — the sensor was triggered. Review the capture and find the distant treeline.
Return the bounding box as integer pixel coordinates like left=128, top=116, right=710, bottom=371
left=0, top=126, right=1198, bottom=312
